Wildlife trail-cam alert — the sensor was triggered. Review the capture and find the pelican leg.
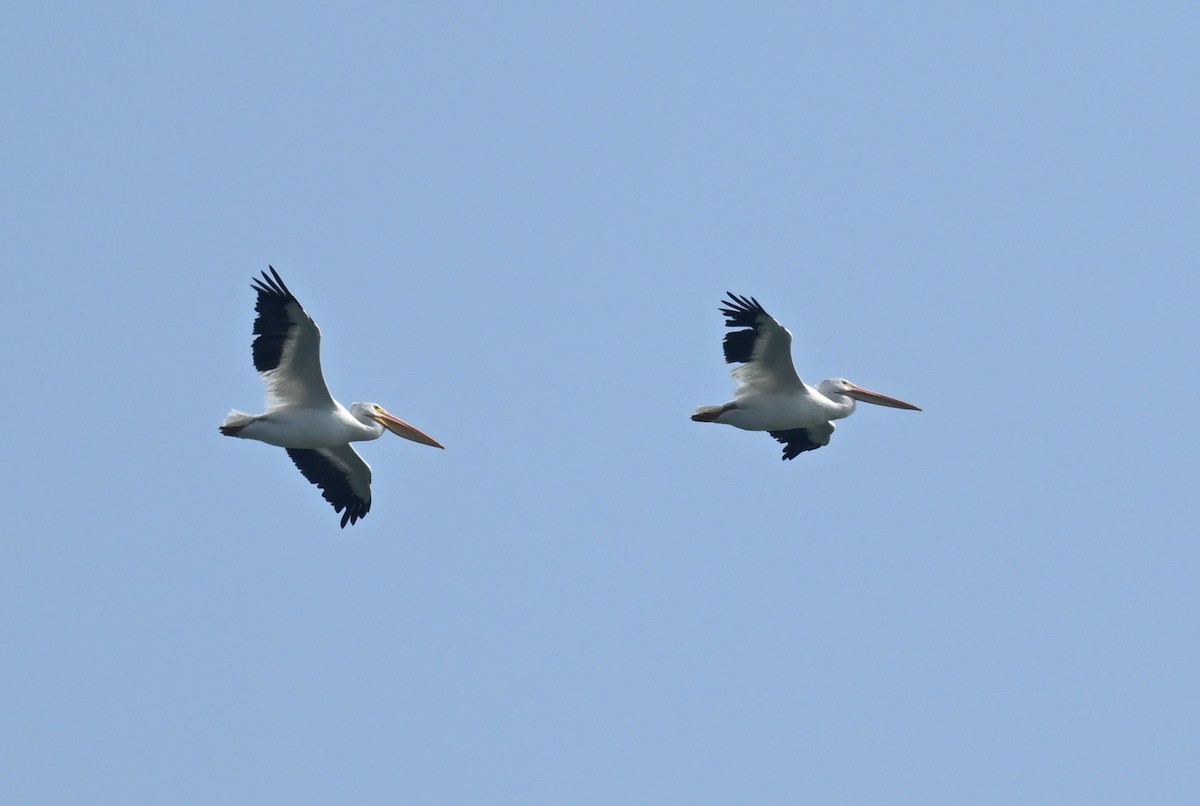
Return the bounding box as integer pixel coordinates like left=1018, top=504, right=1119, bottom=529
left=219, top=410, right=259, bottom=437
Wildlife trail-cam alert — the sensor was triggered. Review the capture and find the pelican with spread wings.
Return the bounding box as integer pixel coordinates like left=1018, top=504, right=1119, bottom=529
left=693, top=293, right=920, bottom=460
left=220, top=267, right=443, bottom=527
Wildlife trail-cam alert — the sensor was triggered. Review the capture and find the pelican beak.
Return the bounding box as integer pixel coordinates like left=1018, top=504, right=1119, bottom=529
left=372, top=406, right=445, bottom=448
left=844, top=383, right=922, bottom=411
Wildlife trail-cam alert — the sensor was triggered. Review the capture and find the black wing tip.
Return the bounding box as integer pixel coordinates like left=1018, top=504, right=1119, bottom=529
left=768, top=428, right=823, bottom=461
left=718, top=292, right=769, bottom=328
left=338, top=500, right=371, bottom=528
left=716, top=292, right=774, bottom=363
left=250, top=265, right=294, bottom=301
left=286, top=449, right=371, bottom=529
left=249, top=266, right=303, bottom=373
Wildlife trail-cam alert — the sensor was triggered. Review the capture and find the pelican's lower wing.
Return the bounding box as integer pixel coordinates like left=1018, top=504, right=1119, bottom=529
left=768, top=423, right=834, bottom=461
left=285, top=445, right=373, bottom=528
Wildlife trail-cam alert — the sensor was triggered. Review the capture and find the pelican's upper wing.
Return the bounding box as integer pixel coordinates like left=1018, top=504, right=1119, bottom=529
left=250, top=267, right=335, bottom=411
left=719, top=293, right=806, bottom=395
left=286, top=444, right=372, bottom=528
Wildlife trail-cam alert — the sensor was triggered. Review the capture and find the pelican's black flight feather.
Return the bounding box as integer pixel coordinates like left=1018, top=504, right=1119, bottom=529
left=718, top=292, right=772, bottom=365
left=250, top=266, right=302, bottom=374
left=768, top=428, right=825, bottom=461
left=286, top=448, right=372, bottom=528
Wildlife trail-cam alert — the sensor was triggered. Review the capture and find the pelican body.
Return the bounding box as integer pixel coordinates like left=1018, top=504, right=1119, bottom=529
left=692, top=293, right=920, bottom=459
left=221, top=267, right=443, bottom=527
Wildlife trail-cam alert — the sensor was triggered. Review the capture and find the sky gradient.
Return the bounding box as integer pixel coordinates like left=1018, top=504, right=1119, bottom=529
left=3, top=3, right=1198, bottom=803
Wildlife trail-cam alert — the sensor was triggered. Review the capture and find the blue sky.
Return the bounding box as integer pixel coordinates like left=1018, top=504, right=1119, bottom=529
left=3, top=2, right=1198, bottom=803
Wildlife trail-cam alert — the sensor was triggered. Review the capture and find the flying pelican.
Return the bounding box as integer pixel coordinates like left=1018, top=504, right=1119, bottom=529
left=692, top=292, right=920, bottom=460
left=220, top=267, right=444, bottom=527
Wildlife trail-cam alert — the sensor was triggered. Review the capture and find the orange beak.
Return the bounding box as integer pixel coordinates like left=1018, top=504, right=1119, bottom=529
left=372, top=406, right=445, bottom=448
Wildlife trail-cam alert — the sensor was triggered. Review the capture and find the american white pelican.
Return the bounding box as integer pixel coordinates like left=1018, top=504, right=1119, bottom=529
left=220, top=267, right=444, bottom=527
left=692, top=292, right=920, bottom=460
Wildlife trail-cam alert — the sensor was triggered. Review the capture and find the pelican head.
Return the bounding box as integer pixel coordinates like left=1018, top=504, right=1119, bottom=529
left=353, top=402, right=445, bottom=448
left=819, top=379, right=922, bottom=411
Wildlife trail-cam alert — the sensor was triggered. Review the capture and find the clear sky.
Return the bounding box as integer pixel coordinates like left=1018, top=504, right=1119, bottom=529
left=3, top=2, right=1198, bottom=803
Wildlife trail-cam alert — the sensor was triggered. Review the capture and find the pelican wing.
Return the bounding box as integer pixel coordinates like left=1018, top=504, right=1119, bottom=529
left=768, top=423, right=835, bottom=460
left=286, top=444, right=372, bottom=528
left=719, top=293, right=806, bottom=395
left=250, top=267, right=335, bottom=411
